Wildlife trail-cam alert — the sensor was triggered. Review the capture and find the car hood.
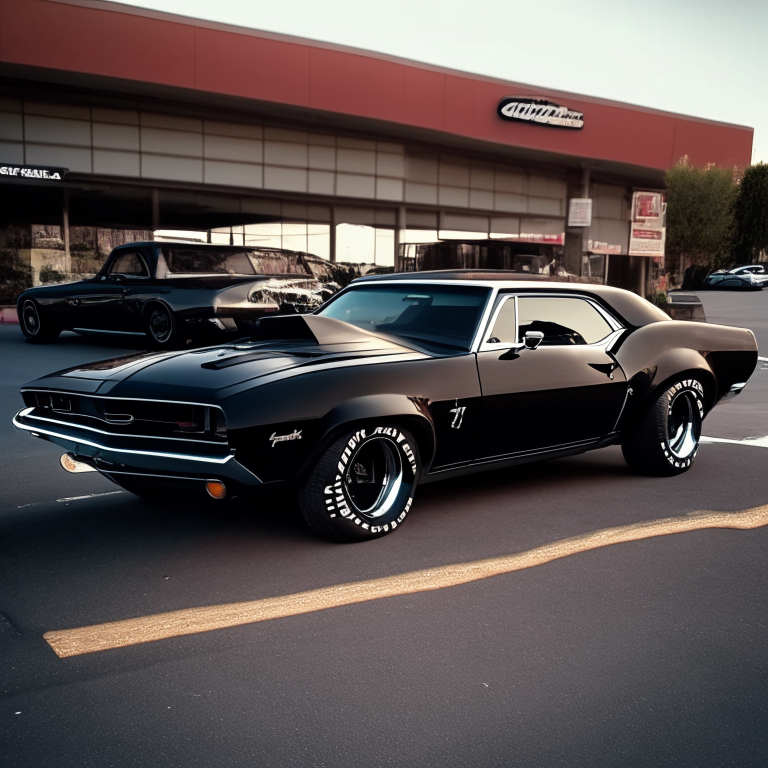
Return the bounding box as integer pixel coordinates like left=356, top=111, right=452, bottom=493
left=21, top=317, right=427, bottom=403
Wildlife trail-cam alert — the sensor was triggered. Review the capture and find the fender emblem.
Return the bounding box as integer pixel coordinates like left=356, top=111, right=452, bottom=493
left=270, top=429, right=302, bottom=447
left=449, top=401, right=466, bottom=429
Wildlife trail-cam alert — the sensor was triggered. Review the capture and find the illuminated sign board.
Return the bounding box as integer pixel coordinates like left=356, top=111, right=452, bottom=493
left=497, top=98, right=584, bottom=129
left=0, top=164, right=68, bottom=181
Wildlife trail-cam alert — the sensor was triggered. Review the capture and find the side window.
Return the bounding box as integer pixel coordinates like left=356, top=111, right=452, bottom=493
left=517, top=297, right=612, bottom=346
left=488, top=297, right=517, bottom=343
left=108, top=252, right=148, bottom=277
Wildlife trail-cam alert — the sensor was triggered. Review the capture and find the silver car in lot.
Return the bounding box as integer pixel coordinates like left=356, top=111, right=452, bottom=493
left=704, top=265, right=767, bottom=290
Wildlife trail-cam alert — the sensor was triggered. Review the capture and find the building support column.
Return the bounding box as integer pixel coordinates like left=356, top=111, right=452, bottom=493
left=563, top=167, right=591, bottom=277
left=62, top=188, right=70, bottom=272
left=395, top=206, right=406, bottom=271
left=638, top=256, right=648, bottom=298
left=151, top=189, right=160, bottom=233
left=329, top=206, right=337, bottom=263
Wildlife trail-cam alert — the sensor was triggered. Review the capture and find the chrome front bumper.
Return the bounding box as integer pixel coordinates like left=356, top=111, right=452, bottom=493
left=13, top=407, right=262, bottom=489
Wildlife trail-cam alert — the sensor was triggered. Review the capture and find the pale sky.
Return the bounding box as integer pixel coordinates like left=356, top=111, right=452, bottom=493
left=116, top=0, right=767, bottom=165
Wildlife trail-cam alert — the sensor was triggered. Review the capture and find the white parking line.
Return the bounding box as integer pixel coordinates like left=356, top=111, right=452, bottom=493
left=702, top=435, right=768, bottom=449
left=43, top=503, right=768, bottom=658
left=56, top=491, right=126, bottom=503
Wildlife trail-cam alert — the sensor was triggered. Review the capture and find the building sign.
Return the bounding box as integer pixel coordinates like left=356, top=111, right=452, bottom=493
left=588, top=240, right=623, bottom=255
left=0, top=164, right=68, bottom=181
left=568, top=198, right=592, bottom=227
left=629, top=191, right=665, bottom=259
left=497, top=98, right=584, bottom=129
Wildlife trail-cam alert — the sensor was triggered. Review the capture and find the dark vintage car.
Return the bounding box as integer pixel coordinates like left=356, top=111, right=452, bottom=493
left=17, top=241, right=337, bottom=348
left=13, top=271, right=758, bottom=542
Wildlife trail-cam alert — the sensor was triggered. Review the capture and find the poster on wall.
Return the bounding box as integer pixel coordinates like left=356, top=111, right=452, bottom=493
left=629, top=191, right=665, bottom=260
left=568, top=198, right=592, bottom=227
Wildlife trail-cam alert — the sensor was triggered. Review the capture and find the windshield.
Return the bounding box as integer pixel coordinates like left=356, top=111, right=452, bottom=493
left=317, top=283, right=491, bottom=350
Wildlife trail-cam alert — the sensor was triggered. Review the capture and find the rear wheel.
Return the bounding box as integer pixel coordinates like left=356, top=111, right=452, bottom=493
left=19, top=298, right=61, bottom=343
left=298, top=424, right=421, bottom=542
left=622, top=378, right=705, bottom=476
left=145, top=304, right=178, bottom=349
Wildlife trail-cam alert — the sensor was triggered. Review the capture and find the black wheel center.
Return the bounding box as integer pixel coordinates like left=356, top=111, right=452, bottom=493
left=344, top=438, right=403, bottom=518
left=150, top=310, right=170, bottom=341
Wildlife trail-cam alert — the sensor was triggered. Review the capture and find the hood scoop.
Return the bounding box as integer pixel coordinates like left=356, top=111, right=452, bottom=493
left=200, top=349, right=323, bottom=371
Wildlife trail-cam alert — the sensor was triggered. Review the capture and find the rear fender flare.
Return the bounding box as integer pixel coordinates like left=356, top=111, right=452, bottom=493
left=620, top=349, right=716, bottom=430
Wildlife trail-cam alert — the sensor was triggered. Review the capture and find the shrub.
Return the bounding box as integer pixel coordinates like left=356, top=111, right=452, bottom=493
left=0, top=248, right=33, bottom=304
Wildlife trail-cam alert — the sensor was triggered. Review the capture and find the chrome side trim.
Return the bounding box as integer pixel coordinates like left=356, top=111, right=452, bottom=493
left=472, top=436, right=600, bottom=464
left=22, top=412, right=227, bottom=445
left=427, top=439, right=600, bottom=475
left=13, top=410, right=234, bottom=465
left=72, top=328, right=147, bottom=336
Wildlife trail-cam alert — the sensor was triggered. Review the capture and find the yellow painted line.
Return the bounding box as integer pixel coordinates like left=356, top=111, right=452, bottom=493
left=45, top=504, right=768, bottom=658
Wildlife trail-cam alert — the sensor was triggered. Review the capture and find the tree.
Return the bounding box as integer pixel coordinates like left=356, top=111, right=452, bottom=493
left=732, top=163, right=768, bottom=263
left=664, top=157, right=737, bottom=278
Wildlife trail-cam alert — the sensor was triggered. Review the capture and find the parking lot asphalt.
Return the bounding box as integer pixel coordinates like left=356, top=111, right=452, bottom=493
left=2, top=291, right=768, bottom=767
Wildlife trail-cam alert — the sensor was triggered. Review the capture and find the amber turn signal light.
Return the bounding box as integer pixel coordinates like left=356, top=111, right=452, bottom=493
left=60, top=453, right=97, bottom=473
left=205, top=481, right=227, bottom=500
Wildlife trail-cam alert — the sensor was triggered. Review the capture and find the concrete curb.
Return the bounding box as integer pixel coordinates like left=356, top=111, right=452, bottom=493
left=0, top=306, right=19, bottom=324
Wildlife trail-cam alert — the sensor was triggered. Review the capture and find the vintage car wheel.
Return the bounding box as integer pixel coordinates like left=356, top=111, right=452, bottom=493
left=622, top=378, right=705, bottom=476
left=19, top=299, right=61, bottom=343
left=298, top=425, right=421, bottom=542
left=145, top=304, right=178, bottom=348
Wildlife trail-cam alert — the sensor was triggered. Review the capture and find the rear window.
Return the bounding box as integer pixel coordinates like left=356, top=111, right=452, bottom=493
left=158, top=248, right=312, bottom=277
left=161, top=248, right=256, bottom=276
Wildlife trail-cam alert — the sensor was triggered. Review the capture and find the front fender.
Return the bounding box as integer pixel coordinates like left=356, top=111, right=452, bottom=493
left=226, top=393, right=436, bottom=484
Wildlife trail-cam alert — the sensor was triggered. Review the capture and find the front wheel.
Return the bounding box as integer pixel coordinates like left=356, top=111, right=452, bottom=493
left=298, top=425, right=421, bottom=542
left=145, top=304, right=178, bottom=349
left=621, top=378, right=705, bottom=476
left=19, top=298, right=61, bottom=343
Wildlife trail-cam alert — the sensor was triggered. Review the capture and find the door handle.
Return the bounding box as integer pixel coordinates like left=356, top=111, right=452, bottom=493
left=588, top=362, right=618, bottom=379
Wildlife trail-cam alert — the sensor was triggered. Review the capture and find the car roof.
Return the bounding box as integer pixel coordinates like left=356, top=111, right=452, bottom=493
left=352, top=269, right=669, bottom=327
left=114, top=240, right=310, bottom=255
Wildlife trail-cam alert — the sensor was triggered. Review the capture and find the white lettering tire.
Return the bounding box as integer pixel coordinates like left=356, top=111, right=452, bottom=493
left=621, top=378, right=705, bottom=476
left=298, top=424, right=421, bottom=542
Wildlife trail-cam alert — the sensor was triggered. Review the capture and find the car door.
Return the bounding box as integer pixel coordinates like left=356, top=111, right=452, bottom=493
left=475, top=294, right=628, bottom=461
left=76, top=250, right=152, bottom=332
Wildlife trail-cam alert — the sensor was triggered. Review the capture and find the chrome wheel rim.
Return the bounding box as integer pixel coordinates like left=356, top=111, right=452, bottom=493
left=149, top=308, right=171, bottom=343
left=22, top=300, right=40, bottom=336
left=667, top=390, right=701, bottom=459
left=343, top=437, right=403, bottom=519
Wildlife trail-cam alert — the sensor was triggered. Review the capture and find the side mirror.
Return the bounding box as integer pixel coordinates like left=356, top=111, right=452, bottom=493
left=523, top=331, right=544, bottom=350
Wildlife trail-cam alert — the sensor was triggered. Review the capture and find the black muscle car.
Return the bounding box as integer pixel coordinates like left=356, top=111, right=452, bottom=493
left=13, top=271, right=758, bottom=542
left=17, top=241, right=336, bottom=348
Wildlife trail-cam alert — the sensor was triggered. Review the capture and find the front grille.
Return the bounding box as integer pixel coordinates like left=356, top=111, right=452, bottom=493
left=22, top=390, right=227, bottom=443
